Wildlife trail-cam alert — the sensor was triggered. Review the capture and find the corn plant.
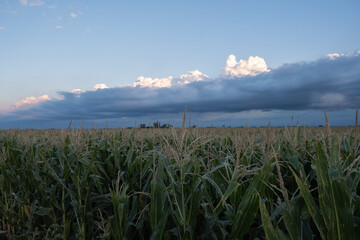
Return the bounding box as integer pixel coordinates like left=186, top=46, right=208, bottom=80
left=0, top=123, right=358, bottom=239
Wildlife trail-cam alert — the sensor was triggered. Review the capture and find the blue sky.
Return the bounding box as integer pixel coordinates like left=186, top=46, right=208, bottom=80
left=0, top=0, right=359, bottom=128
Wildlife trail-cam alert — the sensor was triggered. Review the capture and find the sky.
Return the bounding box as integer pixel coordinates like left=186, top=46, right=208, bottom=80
left=0, top=0, right=359, bottom=128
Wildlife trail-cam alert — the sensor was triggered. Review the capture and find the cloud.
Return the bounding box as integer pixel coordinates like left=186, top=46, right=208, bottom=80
left=327, top=51, right=360, bottom=60
left=70, top=12, right=77, bottom=18
left=93, top=83, right=109, bottom=90
left=19, top=0, right=28, bottom=5
left=0, top=26, right=4, bottom=30
left=132, top=76, right=173, bottom=88
left=70, top=89, right=85, bottom=94
left=327, top=53, right=345, bottom=60
left=197, top=110, right=275, bottom=122
left=131, top=70, right=208, bottom=88
left=29, top=0, right=44, bottom=6
left=1, top=52, right=360, bottom=127
left=223, top=55, right=270, bottom=78
left=177, top=70, right=209, bottom=85
left=14, top=95, right=51, bottom=109
left=55, top=25, right=64, bottom=29
left=19, top=0, right=44, bottom=6
left=312, top=93, right=348, bottom=108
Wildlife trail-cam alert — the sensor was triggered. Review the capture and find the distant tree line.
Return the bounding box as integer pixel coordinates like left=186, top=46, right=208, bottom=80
left=138, top=121, right=174, bottom=129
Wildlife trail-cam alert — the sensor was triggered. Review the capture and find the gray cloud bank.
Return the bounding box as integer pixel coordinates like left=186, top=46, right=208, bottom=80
left=1, top=53, right=360, bottom=128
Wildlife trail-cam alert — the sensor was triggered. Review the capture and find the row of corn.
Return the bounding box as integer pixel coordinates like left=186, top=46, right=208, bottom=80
left=0, top=126, right=359, bottom=239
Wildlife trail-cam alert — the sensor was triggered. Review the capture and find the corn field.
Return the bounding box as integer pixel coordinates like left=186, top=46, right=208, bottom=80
left=0, top=123, right=359, bottom=239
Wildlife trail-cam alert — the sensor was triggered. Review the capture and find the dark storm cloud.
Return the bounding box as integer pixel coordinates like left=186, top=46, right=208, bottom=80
left=2, top=53, right=360, bottom=123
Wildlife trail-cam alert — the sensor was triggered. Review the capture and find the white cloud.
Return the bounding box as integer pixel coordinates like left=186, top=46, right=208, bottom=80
left=132, top=76, right=173, bottom=88
left=93, top=83, right=109, bottom=90
left=19, top=0, right=28, bottom=5
left=327, top=53, right=345, bottom=60
left=48, top=4, right=56, bottom=9
left=55, top=25, right=64, bottom=29
left=69, top=89, right=84, bottom=98
left=70, top=12, right=77, bottom=18
left=56, top=16, right=62, bottom=21
left=70, top=89, right=85, bottom=94
left=0, top=26, right=4, bottom=30
left=14, top=95, right=51, bottom=108
left=223, top=55, right=270, bottom=78
left=29, top=0, right=44, bottom=6
left=176, top=70, right=209, bottom=85
left=20, top=0, right=44, bottom=6
left=131, top=70, right=208, bottom=88
left=327, top=51, right=360, bottom=59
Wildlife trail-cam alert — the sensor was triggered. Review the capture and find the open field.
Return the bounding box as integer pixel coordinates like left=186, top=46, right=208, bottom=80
left=0, top=124, right=359, bottom=239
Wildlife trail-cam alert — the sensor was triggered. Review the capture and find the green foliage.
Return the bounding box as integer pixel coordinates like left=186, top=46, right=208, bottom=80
left=0, top=126, right=359, bottom=239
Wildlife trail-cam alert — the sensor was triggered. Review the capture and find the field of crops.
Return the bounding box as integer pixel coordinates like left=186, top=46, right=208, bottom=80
left=0, top=122, right=359, bottom=239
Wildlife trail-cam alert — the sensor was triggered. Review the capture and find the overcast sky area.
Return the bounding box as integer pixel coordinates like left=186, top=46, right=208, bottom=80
left=0, top=0, right=359, bottom=128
